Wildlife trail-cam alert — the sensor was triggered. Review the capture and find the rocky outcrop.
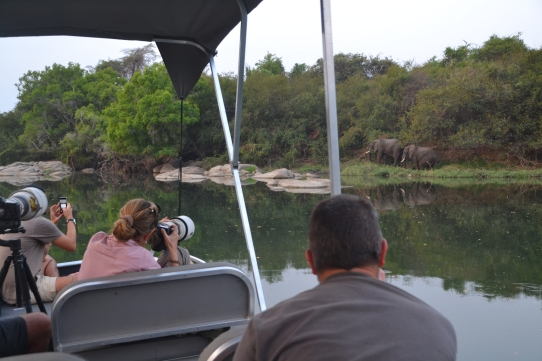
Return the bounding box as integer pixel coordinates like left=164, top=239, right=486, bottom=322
left=205, top=164, right=261, bottom=177
left=159, top=163, right=176, bottom=174
left=252, top=168, right=294, bottom=179
left=183, top=166, right=205, bottom=175
left=265, top=179, right=331, bottom=194
left=0, top=161, right=73, bottom=186
left=153, top=162, right=331, bottom=193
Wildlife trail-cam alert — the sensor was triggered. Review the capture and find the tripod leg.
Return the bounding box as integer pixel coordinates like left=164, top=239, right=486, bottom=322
left=14, top=257, right=33, bottom=313
left=0, top=255, right=14, bottom=316
left=23, top=260, right=47, bottom=314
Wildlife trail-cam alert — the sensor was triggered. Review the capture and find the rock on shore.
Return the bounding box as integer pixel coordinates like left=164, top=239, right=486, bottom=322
left=153, top=162, right=331, bottom=194
left=0, top=161, right=72, bottom=185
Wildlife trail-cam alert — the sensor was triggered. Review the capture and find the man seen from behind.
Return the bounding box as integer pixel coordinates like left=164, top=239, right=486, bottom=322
left=233, top=194, right=457, bottom=361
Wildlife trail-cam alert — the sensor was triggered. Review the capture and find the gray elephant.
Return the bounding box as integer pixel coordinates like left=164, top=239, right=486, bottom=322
left=401, top=145, right=436, bottom=170
left=365, top=138, right=403, bottom=167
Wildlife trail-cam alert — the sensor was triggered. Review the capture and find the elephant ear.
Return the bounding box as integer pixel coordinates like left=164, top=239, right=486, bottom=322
left=408, top=145, right=415, bottom=157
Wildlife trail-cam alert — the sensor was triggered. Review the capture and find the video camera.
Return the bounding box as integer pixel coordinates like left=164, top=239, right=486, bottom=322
left=0, top=187, right=48, bottom=234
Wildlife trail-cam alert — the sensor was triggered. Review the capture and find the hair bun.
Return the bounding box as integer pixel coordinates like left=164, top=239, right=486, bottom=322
left=122, top=215, right=134, bottom=227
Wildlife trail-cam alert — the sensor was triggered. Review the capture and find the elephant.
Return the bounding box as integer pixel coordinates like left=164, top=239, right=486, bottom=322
left=401, top=145, right=436, bottom=170
left=365, top=138, right=403, bottom=167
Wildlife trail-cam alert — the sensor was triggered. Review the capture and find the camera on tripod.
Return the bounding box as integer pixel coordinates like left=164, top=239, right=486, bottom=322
left=0, top=186, right=49, bottom=314
left=0, top=186, right=48, bottom=234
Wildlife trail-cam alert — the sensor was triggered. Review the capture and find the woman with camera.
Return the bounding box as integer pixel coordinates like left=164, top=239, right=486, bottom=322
left=79, top=198, right=190, bottom=280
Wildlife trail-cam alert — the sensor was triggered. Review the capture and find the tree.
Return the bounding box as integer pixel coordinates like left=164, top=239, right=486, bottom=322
left=248, top=52, right=285, bottom=76
left=118, top=43, right=158, bottom=80
left=184, top=73, right=237, bottom=160
left=0, top=110, right=25, bottom=164
left=14, top=63, right=125, bottom=166
left=92, top=44, right=158, bottom=80
left=16, top=63, right=88, bottom=158
left=289, top=63, right=307, bottom=78
left=105, top=63, right=199, bottom=158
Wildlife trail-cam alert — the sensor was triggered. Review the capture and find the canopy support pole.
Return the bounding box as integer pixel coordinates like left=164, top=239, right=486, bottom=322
left=320, top=0, right=341, bottom=196
left=230, top=0, right=267, bottom=312
left=209, top=56, right=234, bottom=161
left=156, top=4, right=267, bottom=312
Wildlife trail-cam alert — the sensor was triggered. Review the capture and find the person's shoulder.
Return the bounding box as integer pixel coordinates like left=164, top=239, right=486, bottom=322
left=30, top=216, right=57, bottom=231
left=88, top=231, right=109, bottom=246
left=252, top=285, right=319, bottom=322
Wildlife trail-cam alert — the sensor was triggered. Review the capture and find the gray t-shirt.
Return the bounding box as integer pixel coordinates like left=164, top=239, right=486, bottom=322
left=234, top=272, right=457, bottom=361
left=0, top=217, right=62, bottom=304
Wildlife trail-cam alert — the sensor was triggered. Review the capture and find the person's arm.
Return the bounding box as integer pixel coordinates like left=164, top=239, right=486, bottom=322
left=21, top=313, right=52, bottom=354
left=51, top=203, right=76, bottom=252
left=55, top=273, right=78, bottom=292
left=160, top=219, right=180, bottom=267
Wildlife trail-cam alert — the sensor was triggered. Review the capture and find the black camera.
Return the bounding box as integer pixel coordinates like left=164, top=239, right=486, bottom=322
left=149, top=216, right=195, bottom=251
left=0, top=187, right=48, bottom=234
left=0, top=197, right=21, bottom=232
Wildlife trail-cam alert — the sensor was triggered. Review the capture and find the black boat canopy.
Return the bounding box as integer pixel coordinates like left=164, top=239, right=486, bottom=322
left=0, top=0, right=263, bottom=99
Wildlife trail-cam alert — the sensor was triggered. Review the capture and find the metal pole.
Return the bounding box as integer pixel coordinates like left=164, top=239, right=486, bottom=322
left=158, top=2, right=267, bottom=312
left=233, top=0, right=267, bottom=312
left=320, top=0, right=341, bottom=196
left=209, top=56, right=234, bottom=162
left=232, top=0, right=248, bottom=168
left=233, top=168, right=266, bottom=311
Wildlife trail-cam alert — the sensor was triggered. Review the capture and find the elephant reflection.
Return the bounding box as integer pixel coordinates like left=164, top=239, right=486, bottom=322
left=371, top=185, right=402, bottom=211
left=400, top=182, right=436, bottom=207
left=370, top=183, right=437, bottom=211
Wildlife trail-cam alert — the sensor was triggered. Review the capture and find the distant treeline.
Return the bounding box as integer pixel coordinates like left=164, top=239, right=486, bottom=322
left=1, top=34, right=541, bottom=170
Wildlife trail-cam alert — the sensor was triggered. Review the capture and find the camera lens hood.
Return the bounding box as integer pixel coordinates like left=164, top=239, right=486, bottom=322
left=173, top=216, right=195, bottom=241
left=9, top=187, right=48, bottom=220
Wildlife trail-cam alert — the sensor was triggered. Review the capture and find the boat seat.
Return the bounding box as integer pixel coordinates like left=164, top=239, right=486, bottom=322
left=51, top=262, right=254, bottom=360
left=0, top=353, right=87, bottom=361
left=198, top=325, right=247, bottom=361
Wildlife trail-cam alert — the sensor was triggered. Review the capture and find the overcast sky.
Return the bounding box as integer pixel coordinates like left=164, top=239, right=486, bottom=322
left=1, top=0, right=540, bottom=113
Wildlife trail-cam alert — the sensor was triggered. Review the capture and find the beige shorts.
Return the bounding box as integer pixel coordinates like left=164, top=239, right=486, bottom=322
left=30, top=275, right=57, bottom=303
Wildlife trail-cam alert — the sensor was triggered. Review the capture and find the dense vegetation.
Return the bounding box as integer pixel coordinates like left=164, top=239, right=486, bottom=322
left=1, top=34, right=541, bottom=170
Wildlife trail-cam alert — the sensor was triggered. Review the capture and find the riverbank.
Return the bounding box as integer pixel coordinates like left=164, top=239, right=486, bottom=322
left=341, top=161, right=542, bottom=179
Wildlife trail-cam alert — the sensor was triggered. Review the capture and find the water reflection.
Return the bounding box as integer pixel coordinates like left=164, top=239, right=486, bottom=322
left=368, top=182, right=437, bottom=211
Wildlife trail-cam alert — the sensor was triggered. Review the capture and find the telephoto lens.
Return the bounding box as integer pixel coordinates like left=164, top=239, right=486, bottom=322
left=150, top=216, right=195, bottom=252
left=8, top=187, right=48, bottom=221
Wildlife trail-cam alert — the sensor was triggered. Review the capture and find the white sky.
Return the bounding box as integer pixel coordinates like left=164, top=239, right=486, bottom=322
left=1, top=0, right=540, bottom=113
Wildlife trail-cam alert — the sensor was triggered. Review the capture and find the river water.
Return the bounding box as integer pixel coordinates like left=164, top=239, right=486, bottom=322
left=1, top=173, right=541, bottom=360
